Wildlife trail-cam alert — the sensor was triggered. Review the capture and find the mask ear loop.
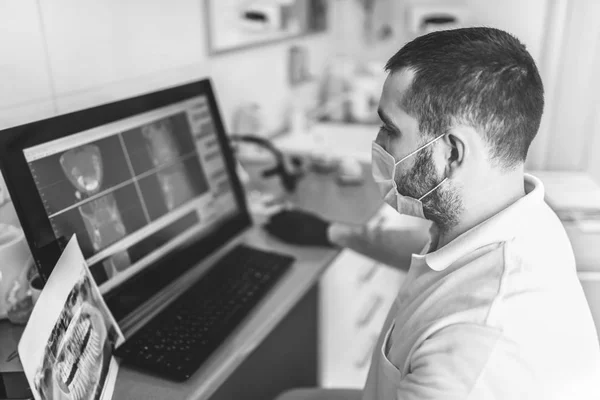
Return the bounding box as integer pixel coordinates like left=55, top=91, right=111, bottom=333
left=418, top=177, right=448, bottom=201
left=388, top=132, right=448, bottom=198
left=396, top=133, right=446, bottom=164
left=415, top=132, right=449, bottom=201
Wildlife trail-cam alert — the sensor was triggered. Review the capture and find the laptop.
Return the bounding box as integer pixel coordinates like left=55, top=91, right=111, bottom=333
left=0, top=78, right=294, bottom=381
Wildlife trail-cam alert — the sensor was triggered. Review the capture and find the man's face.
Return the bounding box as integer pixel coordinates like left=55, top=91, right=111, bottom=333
left=375, top=69, right=421, bottom=178
left=376, top=69, right=462, bottom=230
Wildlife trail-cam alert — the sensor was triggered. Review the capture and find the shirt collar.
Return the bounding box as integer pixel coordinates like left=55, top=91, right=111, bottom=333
left=424, top=174, right=545, bottom=272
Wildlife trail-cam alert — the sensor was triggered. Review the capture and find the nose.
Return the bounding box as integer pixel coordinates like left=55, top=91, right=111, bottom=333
left=374, top=130, right=389, bottom=152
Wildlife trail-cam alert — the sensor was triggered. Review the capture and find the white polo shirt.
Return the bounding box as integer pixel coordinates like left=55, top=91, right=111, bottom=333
left=359, top=174, right=600, bottom=399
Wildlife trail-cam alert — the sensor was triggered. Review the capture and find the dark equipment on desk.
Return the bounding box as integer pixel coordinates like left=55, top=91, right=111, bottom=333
left=0, top=371, right=32, bottom=400
left=230, top=134, right=304, bottom=193
left=0, top=78, right=295, bottom=382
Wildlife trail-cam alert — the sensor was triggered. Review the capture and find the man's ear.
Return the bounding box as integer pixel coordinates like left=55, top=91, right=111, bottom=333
left=443, top=127, right=472, bottom=178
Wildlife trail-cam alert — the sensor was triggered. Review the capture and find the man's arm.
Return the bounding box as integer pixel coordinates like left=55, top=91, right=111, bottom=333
left=264, top=207, right=430, bottom=270
left=327, top=207, right=431, bottom=271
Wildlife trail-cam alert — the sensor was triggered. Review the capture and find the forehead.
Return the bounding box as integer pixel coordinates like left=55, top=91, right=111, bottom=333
left=379, top=68, right=420, bottom=138
left=380, top=68, right=415, bottom=112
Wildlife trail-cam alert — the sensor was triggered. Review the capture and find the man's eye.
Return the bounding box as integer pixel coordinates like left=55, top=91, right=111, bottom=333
left=379, top=125, right=397, bottom=137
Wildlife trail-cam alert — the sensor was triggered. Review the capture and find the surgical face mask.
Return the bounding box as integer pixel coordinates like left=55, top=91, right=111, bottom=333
left=371, top=135, right=447, bottom=219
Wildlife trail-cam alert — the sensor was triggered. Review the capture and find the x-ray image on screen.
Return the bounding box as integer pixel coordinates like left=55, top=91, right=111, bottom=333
left=58, top=144, right=132, bottom=276
left=122, top=112, right=208, bottom=222
left=23, top=98, right=220, bottom=288
left=141, top=118, right=196, bottom=211
left=27, top=133, right=149, bottom=282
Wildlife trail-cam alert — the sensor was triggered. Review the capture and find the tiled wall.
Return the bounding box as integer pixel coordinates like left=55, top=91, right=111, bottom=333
left=0, top=0, right=335, bottom=133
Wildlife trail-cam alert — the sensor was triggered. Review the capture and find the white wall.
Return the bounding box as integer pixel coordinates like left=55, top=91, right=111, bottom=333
left=0, top=0, right=55, bottom=128
left=0, top=0, right=335, bottom=133
left=541, top=0, right=600, bottom=175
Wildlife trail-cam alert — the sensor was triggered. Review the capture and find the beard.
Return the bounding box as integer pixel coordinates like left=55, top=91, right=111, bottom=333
left=395, top=146, right=463, bottom=233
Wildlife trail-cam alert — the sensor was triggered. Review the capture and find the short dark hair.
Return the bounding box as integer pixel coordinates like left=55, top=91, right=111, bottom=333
left=385, top=27, right=544, bottom=169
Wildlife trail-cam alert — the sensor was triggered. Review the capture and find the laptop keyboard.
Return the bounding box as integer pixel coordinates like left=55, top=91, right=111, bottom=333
left=114, top=244, right=294, bottom=381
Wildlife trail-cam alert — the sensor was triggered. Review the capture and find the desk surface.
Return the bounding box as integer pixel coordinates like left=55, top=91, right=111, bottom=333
left=0, top=169, right=383, bottom=400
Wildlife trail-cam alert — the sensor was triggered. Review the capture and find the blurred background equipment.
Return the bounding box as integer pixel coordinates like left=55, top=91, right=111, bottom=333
left=230, top=134, right=304, bottom=193
left=317, top=56, right=385, bottom=124
left=0, top=224, right=34, bottom=324
left=405, top=4, right=471, bottom=36
left=206, top=0, right=329, bottom=54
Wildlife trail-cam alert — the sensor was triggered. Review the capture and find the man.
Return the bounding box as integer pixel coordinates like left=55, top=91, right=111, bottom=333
left=267, top=27, right=600, bottom=399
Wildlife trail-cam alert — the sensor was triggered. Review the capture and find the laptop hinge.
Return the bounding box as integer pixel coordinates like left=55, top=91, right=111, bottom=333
left=118, top=229, right=251, bottom=339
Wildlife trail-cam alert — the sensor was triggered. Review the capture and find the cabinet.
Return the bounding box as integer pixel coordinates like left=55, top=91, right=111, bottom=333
left=565, top=224, right=600, bottom=344
left=579, top=276, right=600, bottom=344
left=319, top=241, right=407, bottom=388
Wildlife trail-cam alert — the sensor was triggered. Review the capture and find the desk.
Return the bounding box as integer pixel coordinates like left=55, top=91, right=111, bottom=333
left=0, top=169, right=383, bottom=400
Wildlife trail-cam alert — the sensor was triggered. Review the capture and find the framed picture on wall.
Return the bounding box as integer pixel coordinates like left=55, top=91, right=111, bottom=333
left=205, top=0, right=329, bottom=55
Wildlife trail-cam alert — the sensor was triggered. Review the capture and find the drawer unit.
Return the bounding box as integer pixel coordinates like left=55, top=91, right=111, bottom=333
left=579, top=275, right=600, bottom=343
left=564, top=222, right=600, bottom=342
left=319, top=248, right=407, bottom=388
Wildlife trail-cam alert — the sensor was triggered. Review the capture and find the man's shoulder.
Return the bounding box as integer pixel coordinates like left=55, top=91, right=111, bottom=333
left=508, top=199, right=576, bottom=271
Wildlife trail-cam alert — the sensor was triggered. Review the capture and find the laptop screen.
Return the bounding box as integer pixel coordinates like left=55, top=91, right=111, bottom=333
left=0, top=79, right=252, bottom=320
left=21, top=95, right=238, bottom=293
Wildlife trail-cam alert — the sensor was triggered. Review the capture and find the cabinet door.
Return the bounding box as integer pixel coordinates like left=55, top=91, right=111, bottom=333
left=39, top=0, right=208, bottom=114
left=0, top=0, right=54, bottom=129
left=586, top=103, right=600, bottom=184
left=564, top=224, right=600, bottom=272
left=319, top=248, right=406, bottom=389
left=579, top=274, right=600, bottom=344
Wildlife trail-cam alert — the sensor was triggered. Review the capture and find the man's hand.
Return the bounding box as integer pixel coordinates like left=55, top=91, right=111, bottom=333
left=264, top=209, right=335, bottom=247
